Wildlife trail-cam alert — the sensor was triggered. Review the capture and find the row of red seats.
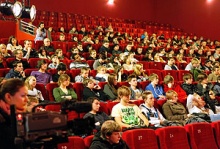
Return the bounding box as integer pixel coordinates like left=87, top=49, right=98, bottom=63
left=57, top=122, right=220, bottom=149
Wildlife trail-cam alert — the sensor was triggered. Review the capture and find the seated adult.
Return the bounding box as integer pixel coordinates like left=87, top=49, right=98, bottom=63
left=30, top=59, right=53, bottom=85
left=132, top=63, right=148, bottom=82
left=127, top=74, right=143, bottom=100
left=111, top=86, right=149, bottom=128
left=145, top=73, right=165, bottom=100
left=195, top=73, right=213, bottom=97
left=162, top=90, right=191, bottom=125
left=53, top=74, right=77, bottom=102
left=69, top=54, right=89, bottom=69
left=6, top=35, right=22, bottom=52
left=48, top=54, right=60, bottom=69
left=10, top=49, right=30, bottom=69
left=163, top=75, right=187, bottom=101
left=83, top=78, right=108, bottom=101
left=95, top=66, right=109, bottom=82
left=187, top=93, right=214, bottom=115
left=139, top=91, right=166, bottom=127
left=204, top=90, right=220, bottom=114
left=93, top=52, right=107, bottom=70
left=181, top=73, right=197, bottom=95
left=5, top=61, right=26, bottom=81
left=164, top=57, right=179, bottom=70
left=39, top=38, right=55, bottom=52
left=75, top=67, right=91, bottom=83
left=83, top=97, right=111, bottom=131
left=25, top=76, right=44, bottom=102
left=52, top=63, right=67, bottom=82
left=103, top=73, right=118, bottom=101
left=208, top=66, right=220, bottom=82
left=90, top=120, right=129, bottom=149
left=22, top=40, right=39, bottom=59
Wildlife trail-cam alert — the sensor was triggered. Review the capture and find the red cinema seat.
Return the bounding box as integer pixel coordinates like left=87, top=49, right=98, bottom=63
left=36, top=83, right=48, bottom=100
left=155, top=126, right=190, bottom=149
left=117, top=81, right=129, bottom=88
left=57, top=136, right=85, bottom=149
left=52, top=41, right=67, bottom=54
left=138, top=81, right=150, bottom=90
left=178, top=70, right=190, bottom=81
left=184, top=123, right=218, bottom=149
left=148, top=62, right=165, bottom=70
left=45, top=104, right=61, bottom=112
left=148, top=69, right=163, bottom=81
left=73, top=82, right=84, bottom=101
left=122, top=129, right=159, bottom=149
left=84, top=135, right=94, bottom=149
left=24, top=68, right=38, bottom=77
left=0, top=68, right=10, bottom=77
left=162, top=70, right=178, bottom=80
left=99, top=102, right=109, bottom=115
left=211, top=121, right=220, bottom=148
left=107, top=101, right=119, bottom=115
left=46, top=83, right=58, bottom=101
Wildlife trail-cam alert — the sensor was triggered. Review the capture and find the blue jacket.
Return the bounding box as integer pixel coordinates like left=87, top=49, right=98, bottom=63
left=145, top=83, right=165, bottom=99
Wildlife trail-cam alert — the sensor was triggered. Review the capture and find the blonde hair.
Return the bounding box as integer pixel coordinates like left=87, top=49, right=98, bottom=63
left=101, top=120, right=121, bottom=139
left=163, top=75, right=174, bottom=84
left=25, top=76, right=36, bottom=90
left=58, top=74, right=70, bottom=86
left=133, top=63, right=143, bottom=76
left=142, top=90, right=153, bottom=102
left=148, top=73, right=158, bottom=82
left=191, top=58, right=199, bottom=65
left=97, top=65, right=106, bottom=73
left=166, top=90, right=177, bottom=100
left=117, top=86, right=131, bottom=99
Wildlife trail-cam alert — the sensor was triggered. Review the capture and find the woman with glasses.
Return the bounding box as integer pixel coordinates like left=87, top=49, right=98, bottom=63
left=204, top=90, right=220, bottom=114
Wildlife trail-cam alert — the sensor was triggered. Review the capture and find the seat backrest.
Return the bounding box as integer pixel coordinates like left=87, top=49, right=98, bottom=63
left=57, top=136, right=85, bottom=149
left=155, top=126, right=190, bottom=149
left=211, top=121, right=220, bottom=148
left=107, top=101, right=119, bottom=115
left=122, top=129, right=159, bottom=149
left=0, top=68, right=10, bottom=77
left=46, top=83, right=59, bottom=101
left=72, top=82, right=84, bottom=101
left=84, top=135, right=94, bottom=149
left=36, top=83, right=48, bottom=100
left=184, top=123, right=218, bottom=149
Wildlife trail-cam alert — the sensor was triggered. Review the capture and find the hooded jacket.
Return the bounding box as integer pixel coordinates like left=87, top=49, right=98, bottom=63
left=90, top=132, right=129, bottom=149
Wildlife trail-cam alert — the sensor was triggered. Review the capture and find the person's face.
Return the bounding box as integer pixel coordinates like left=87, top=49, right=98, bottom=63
left=114, top=45, right=119, bottom=51
left=0, top=45, right=6, bottom=53
left=202, top=77, right=208, bottom=84
left=107, top=132, right=121, bottom=144
left=104, top=42, right=109, bottom=48
left=58, top=51, right=63, bottom=56
left=152, top=77, right=159, bottom=85
left=81, top=71, right=89, bottom=78
left=60, top=35, right=65, bottom=41
left=40, top=63, right=48, bottom=70
left=145, top=94, right=154, bottom=107
left=42, top=50, right=46, bottom=55
left=16, top=50, right=23, bottom=59
left=29, top=77, right=37, bottom=87
left=209, top=91, right=216, bottom=100
left=186, top=78, right=193, bottom=84
left=129, top=78, right=137, bottom=87
left=121, top=94, right=130, bottom=103
left=87, top=81, right=95, bottom=89
left=52, top=56, right=58, bottom=62
left=6, top=86, right=28, bottom=112
left=40, top=24, right=44, bottom=29
left=12, top=38, right=17, bottom=45
left=74, top=55, right=81, bottom=61
left=168, top=59, right=175, bottom=65
left=99, top=68, right=106, bottom=74
left=192, top=62, right=199, bottom=68
left=44, top=39, right=51, bottom=46
left=137, top=48, right=143, bottom=54
left=62, top=79, right=70, bottom=87
left=113, top=76, right=118, bottom=86
left=170, top=93, right=178, bottom=103
left=92, top=99, right=100, bottom=112
left=15, top=63, right=23, bottom=72
left=91, top=52, right=96, bottom=58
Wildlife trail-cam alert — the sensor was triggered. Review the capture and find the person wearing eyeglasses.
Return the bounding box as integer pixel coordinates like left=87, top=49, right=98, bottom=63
left=204, top=90, right=220, bottom=114
left=5, top=61, right=26, bottom=81
left=39, top=38, right=55, bottom=52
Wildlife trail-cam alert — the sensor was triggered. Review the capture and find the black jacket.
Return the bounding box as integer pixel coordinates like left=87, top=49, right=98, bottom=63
left=181, top=83, right=197, bottom=95
left=90, top=132, right=129, bottom=149
left=0, top=108, right=23, bottom=149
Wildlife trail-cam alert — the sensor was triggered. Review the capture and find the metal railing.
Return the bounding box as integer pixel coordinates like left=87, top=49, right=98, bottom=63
left=19, top=19, right=36, bottom=35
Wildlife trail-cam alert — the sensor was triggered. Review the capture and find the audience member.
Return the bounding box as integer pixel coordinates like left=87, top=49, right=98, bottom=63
left=127, top=74, right=143, bottom=100
left=195, top=73, right=213, bottom=97
left=10, top=49, right=30, bottom=69
left=89, top=120, right=129, bottom=149
left=0, top=44, right=11, bottom=58
left=6, top=35, right=22, bottom=52
left=83, top=97, right=111, bottom=131
left=22, top=40, right=39, bottom=59
left=164, top=57, right=179, bottom=70
left=103, top=73, right=118, bottom=101
left=111, top=86, right=149, bottom=128
left=30, top=59, right=53, bottom=85
left=25, top=76, right=44, bottom=102
left=52, top=63, right=67, bottom=82
left=181, top=73, right=197, bottom=95
left=48, top=54, right=60, bottom=69
left=93, top=52, right=107, bottom=70
left=145, top=73, right=165, bottom=100
left=208, top=66, right=220, bottom=82
left=95, top=66, right=109, bottom=82
left=69, top=54, right=89, bottom=69
left=39, top=38, right=55, bottom=52
left=53, top=74, right=77, bottom=102
left=132, top=63, right=148, bottom=82
left=34, top=22, right=47, bottom=42
left=5, top=61, right=26, bottom=81
left=75, top=67, right=91, bottom=83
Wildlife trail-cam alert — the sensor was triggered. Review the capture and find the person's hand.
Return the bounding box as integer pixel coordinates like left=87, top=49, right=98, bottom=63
left=202, top=84, right=207, bottom=89
left=187, top=114, right=192, bottom=118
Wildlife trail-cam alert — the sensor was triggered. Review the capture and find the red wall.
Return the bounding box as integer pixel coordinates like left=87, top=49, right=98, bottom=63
left=0, top=20, right=16, bottom=38
left=31, top=0, right=155, bottom=21
left=154, top=0, right=220, bottom=40
left=31, top=0, right=220, bottom=40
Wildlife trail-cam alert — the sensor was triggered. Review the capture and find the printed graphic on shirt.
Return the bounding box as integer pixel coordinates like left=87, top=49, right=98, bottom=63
left=121, top=107, right=140, bottom=125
